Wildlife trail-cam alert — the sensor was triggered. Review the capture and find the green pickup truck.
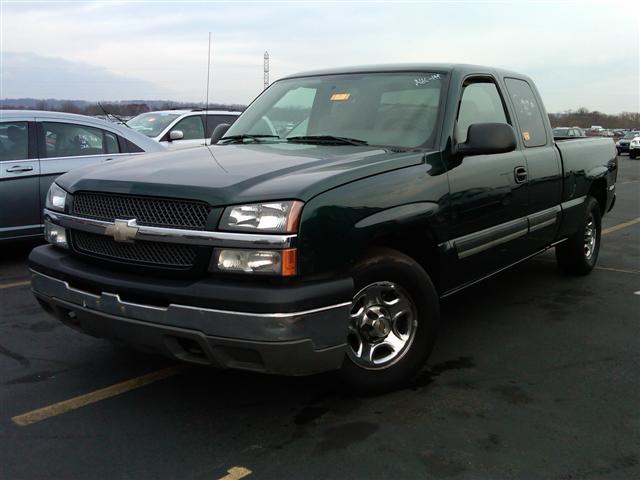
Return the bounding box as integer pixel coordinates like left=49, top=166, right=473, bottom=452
left=30, top=64, right=617, bottom=391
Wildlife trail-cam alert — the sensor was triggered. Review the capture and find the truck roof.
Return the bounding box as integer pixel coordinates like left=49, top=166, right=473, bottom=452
left=281, top=63, right=529, bottom=80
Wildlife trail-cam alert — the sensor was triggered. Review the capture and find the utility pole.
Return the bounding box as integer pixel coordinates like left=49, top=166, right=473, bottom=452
left=264, top=51, right=269, bottom=90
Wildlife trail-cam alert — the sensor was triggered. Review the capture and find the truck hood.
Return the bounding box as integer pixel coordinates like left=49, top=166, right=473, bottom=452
left=57, top=143, right=429, bottom=206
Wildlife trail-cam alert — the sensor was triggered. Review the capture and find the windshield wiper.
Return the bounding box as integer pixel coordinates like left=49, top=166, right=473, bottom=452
left=219, top=134, right=280, bottom=144
left=287, top=135, right=368, bottom=146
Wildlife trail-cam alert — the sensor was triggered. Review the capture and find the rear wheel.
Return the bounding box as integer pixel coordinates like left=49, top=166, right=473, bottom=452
left=339, top=248, right=439, bottom=393
left=555, top=196, right=601, bottom=275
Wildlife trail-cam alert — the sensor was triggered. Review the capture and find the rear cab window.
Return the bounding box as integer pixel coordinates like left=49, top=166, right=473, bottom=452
left=504, top=78, right=548, bottom=147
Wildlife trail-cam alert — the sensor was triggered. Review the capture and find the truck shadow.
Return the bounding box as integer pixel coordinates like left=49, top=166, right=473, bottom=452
left=153, top=254, right=564, bottom=409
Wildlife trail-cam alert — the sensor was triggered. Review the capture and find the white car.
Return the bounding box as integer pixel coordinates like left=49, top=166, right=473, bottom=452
left=0, top=110, right=165, bottom=241
left=127, top=109, right=241, bottom=150
left=629, top=135, right=640, bottom=159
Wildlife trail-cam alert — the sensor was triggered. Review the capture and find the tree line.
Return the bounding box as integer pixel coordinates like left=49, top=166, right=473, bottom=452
left=0, top=99, right=246, bottom=117
left=549, top=108, right=639, bottom=129
left=2, top=100, right=638, bottom=129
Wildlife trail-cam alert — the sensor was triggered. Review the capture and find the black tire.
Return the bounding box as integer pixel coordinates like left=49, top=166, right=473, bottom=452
left=555, top=196, right=601, bottom=275
left=616, top=148, right=621, bottom=156
left=630, top=152, right=638, bottom=159
left=338, top=248, right=440, bottom=393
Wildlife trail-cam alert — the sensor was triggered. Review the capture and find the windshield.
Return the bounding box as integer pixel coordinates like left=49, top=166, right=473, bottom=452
left=623, top=133, right=638, bottom=139
left=224, top=72, right=445, bottom=148
left=553, top=128, right=570, bottom=136
left=127, top=112, right=180, bottom=137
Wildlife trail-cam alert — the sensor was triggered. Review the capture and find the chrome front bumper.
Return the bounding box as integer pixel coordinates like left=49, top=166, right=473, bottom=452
left=31, top=268, right=351, bottom=375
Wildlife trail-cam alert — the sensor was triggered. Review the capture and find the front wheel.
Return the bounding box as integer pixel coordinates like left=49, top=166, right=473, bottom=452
left=339, top=248, right=440, bottom=393
left=555, top=196, right=602, bottom=275
left=630, top=151, right=638, bottom=159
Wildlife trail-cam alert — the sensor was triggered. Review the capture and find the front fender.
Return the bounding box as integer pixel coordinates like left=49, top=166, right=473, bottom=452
left=297, top=161, right=449, bottom=277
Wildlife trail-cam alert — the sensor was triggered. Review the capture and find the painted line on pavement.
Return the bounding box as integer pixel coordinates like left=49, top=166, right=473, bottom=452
left=0, top=280, right=30, bottom=289
left=219, top=466, right=252, bottom=480
left=11, top=365, right=183, bottom=427
left=595, top=266, right=640, bottom=275
left=602, top=217, right=640, bottom=235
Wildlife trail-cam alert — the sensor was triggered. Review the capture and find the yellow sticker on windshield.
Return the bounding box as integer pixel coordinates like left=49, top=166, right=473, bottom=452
left=523, top=131, right=531, bottom=141
left=330, top=93, right=351, bottom=101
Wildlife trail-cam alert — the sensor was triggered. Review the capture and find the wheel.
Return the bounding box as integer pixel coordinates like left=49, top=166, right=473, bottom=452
left=630, top=151, right=638, bottom=159
left=339, top=248, right=440, bottom=393
left=555, top=196, right=601, bottom=275
left=616, top=148, right=621, bottom=156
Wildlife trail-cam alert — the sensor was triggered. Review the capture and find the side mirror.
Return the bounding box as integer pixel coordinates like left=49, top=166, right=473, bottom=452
left=210, top=123, right=231, bottom=144
left=169, top=130, right=184, bottom=141
left=456, top=123, right=517, bottom=156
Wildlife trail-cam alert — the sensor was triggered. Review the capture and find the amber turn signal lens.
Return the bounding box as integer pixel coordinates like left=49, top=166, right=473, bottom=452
left=281, top=248, right=297, bottom=276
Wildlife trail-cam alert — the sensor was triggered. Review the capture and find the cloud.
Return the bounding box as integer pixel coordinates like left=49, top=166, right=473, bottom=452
left=0, top=52, right=170, bottom=100
left=0, top=1, right=638, bottom=112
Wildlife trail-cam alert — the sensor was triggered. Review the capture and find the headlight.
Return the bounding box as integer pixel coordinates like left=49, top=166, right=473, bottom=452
left=45, top=183, right=68, bottom=212
left=219, top=201, right=303, bottom=233
left=212, top=248, right=296, bottom=276
left=44, top=220, right=68, bottom=249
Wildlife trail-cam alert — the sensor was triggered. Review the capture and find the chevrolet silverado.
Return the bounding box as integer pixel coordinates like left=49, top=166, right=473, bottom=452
left=29, top=64, right=617, bottom=391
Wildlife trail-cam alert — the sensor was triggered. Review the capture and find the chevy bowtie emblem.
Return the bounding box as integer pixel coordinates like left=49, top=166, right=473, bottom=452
left=105, top=219, right=139, bottom=243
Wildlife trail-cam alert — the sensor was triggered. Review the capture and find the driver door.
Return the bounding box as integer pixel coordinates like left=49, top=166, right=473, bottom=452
left=446, top=77, right=529, bottom=285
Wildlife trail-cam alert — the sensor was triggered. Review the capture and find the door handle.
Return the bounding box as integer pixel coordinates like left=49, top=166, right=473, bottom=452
left=514, top=166, right=528, bottom=183
left=6, top=165, right=34, bottom=173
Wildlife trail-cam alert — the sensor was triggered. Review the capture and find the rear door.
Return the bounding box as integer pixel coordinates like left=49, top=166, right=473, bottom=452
left=503, top=77, right=563, bottom=249
left=0, top=118, right=41, bottom=240
left=447, top=76, right=530, bottom=285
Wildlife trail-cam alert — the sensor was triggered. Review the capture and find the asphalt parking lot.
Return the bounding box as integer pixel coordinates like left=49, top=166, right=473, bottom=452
left=1, top=156, right=638, bottom=480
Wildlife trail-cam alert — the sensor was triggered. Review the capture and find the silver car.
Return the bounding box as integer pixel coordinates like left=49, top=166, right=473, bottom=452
left=127, top=109, right=241, bottom=150
left=0, top=110, right=165, bottom=241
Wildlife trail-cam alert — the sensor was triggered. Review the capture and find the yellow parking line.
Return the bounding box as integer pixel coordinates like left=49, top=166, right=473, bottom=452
left=0, top=280, right=30, bottom=289
left=11, top=365, right=183, bottom=427
left=595, top=266, right=640, bottom=275
left=602, top=217, right=640, bottom=235
left=219, top=466, right=252, bottom=480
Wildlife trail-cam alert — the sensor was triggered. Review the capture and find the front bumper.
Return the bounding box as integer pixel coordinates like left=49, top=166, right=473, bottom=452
left=30, top=245, right=353, bottom=375
left=617, top=144, right=629, bottom=152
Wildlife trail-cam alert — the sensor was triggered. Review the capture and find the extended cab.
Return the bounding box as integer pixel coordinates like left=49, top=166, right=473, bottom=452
left=30, top=64, right=617, bottom=391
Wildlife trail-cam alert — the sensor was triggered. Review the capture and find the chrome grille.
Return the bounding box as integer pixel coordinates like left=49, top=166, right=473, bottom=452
left=72, top=231, right=198, bottom=268
left=72, top=192, right=210, bottom=230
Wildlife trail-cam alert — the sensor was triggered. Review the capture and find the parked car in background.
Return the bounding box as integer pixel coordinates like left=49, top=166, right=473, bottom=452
left=629, top=135, right=640, bottom=159
left=553, top=127, right=586, bottom=138
left=0, top=110, right=165, bottom=241
left=127, top=109, right=241, bottom=150
left=616, top=132, right=639, bottom=155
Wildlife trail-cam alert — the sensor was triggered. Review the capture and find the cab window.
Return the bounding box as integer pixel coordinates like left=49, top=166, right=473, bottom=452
left=456, top=80, right=509, bottom=143
left=0, top=121, right=29, bottom=161
left=504, top=78, right=548, bottom=147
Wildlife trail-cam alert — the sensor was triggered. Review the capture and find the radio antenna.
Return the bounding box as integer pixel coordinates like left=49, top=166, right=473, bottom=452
left=204, top=32, right=212, bottom=145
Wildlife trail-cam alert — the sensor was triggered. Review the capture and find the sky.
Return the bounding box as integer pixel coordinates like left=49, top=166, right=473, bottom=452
left=0, top=0, right=638, bottom=113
